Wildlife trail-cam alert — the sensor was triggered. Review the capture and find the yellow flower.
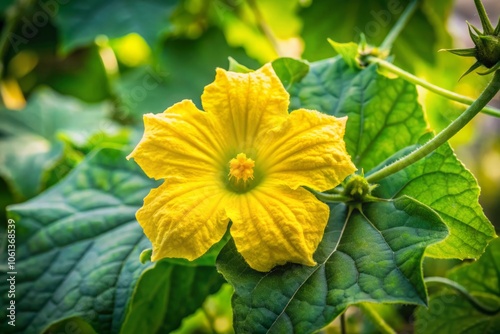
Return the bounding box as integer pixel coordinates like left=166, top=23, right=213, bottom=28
left=128, top=64, right=356, bottom=272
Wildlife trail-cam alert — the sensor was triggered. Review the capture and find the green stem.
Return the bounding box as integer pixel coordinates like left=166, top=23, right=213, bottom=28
left=246, top=0, right=283, bottom=57
left=473, top=0, right=494, bottom=33
left=367, top=56, right=500, bottom=117
left=366, top=70, right=500, bottom=184
left=309, top=188, right=350, bottom=203
left=380, top=0, right=419, bottom=50
left=358, top=304, right=397, bottom=334
left=425, top=277, right=500, bottom=315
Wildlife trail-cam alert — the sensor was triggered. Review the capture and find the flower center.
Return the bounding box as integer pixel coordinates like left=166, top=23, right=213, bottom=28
left=229, top=153, right=255, bottom=182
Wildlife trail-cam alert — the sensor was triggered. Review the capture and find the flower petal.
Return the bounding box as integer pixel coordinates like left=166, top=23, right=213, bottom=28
left=137, top=179, right=230, bottom=262
left=226, top=183, right=329, bottom=272
left=261, top=109, right=356, bottom=192
left=128, top=99, right=226, bottom=180
left=201, top=64, right=289, bottom=151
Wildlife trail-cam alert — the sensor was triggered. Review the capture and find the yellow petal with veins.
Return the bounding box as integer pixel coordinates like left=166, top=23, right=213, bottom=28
left=201, top=63, right=289, bottom=151
left=226, top=182, right=329, bottom=272
left=260, top=109, right=357, bottom=192
left=137, top=179, right=230, bottom=262
left=128, top=99, right=226, bottom=180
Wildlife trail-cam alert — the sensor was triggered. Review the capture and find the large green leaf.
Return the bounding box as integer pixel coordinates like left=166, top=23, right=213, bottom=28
left=415, top=238, right=500, bottom=334
left=55, top=0, right=179, bottom=52
left=372, top=134, right=496, bottom=259
left=0, top=148, right=157, bottom=334
left=217, top=197, right=448, bottom=333
left=0, top=89, right=112, bottom=200
left=121, top=261, right=225, bottom=334
left=289, top=56, right=495, bottom=259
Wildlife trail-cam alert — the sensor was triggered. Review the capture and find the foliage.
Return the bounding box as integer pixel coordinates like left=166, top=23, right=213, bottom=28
left=0, top=0, right=499, bottom=333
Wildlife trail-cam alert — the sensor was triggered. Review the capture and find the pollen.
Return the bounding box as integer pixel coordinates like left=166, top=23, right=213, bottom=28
left=229, top=153, right=255, bottom=182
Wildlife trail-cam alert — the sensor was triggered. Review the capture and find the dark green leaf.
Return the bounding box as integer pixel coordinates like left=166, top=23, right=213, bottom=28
left=217, top=197, right=447, bottom=333
left=121, top=261, right=225, bottom=334
left=415, top=239, right=500, bottom=334
left=289, top=57, right=494, bottom=260
left=55, top=0, right=180, bottom=52
left=271, top=57, right=310, bottom=90
left=0, top=148, right=158, bottom=334
left=0, top=89, right=113, bottom=199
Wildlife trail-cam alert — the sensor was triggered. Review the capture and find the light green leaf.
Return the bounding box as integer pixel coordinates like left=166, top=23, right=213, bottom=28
left=327, top=39, right=360, bottom=69
left=271, top=57, right=310, bottom=90
left=55, top=0, right=179, bottom=52
left=0, top=89, right=112, bottom=199
left=217, top=196, right=448, bottom=333
left=415, top=238, right=500, bottom=334
left=0, top=148, right=158, bottom=334
left=228, top=56, right=253, bottom=73
left=121, top=260, right=225, bottom=334
left=371, top=134, right=496, bottom=259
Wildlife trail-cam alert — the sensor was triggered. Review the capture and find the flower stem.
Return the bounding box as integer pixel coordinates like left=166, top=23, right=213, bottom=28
left=425, top=276, right=500, bottom=315
left=367, top=56, right=500, bottom=117
left=358, top=304, right=397, bottom=334
left=379, top=0, right=419, bottom=50
left=366, top=70, right=500, bottom=184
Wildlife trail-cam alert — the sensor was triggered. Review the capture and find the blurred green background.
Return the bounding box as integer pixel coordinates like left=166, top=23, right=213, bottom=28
left=0, top=0, right=499, bottom=333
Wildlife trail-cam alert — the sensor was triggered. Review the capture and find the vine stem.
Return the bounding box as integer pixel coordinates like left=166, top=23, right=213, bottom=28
left=247, top=0, right=283, bottom=57
left=366, top=70, right=500, bottom=184
left=379, top=0, right=419, bottom=50
left=308, top=188, right=350, bottom=203
left=425, top=277, right=500, bottom=315
left=357, top=304, right=397, bottom=334
left=367, top=56, right=500, bottom=117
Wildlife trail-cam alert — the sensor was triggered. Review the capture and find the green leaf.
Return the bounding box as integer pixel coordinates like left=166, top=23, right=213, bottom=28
left=289, top=57, right=495, bottom=260
left=121, top=260, right=225, bottom=334
left=371, top=134, right=496, bottom=259
left=217, top=196, right=448, bottom=333
left=55, top=0, right=180, bottom=52
left=0, top=89, right=113, bottom=199
left=415, top=238, right=500, bottom=334
left=228, top=56, right=253, bottom=73
left=271, top=57, right=310, bottom=90
left=327, top=39, right=360, bottom=69
left=289, top=57, right=428, bottom=172
left=0, top=148, right=158, bottom=334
